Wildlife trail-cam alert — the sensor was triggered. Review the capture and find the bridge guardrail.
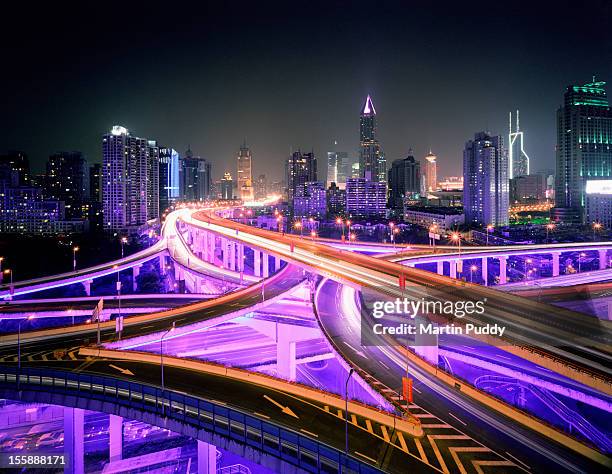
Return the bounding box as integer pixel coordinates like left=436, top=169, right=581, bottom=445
left=0, top=366, right=384, bottom=474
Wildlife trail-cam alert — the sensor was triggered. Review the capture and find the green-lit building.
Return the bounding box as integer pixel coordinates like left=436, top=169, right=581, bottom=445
left=555, top=80, right=612, bottom=222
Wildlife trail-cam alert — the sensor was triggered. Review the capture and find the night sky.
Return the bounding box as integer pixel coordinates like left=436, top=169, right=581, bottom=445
left=1, top=1, right=610, bottom=181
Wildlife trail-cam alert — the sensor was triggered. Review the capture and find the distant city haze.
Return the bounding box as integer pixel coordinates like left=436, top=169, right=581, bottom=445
left=1, top=1, right=609, bottom=181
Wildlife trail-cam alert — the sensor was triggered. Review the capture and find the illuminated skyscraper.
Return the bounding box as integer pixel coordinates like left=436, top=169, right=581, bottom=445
left=237, top=141, right=253, bottom=201
left=359, top=95, right=385, bottom=182
left=255, top=174, right=267, bottom=200
left=286, top=150, right=317, bottom=210
left=102, top=126, right=159, bottom=231
left=424, top=151, right=437, bottom=192
left=180, top=148, right=211, bottom=202
left=326, top=141, right=350, bottom=189
left=555, top=80, right=612, bottom=219
left=159, top=147, right=180, bottom=211
left=508, top=110, right=530, bottom=178
left=463, top=131, right=509, bottom=226
left=221, top=172, right=234, bottom=200
left=388, top=151, right=421, bottom=213
left=44, top=151, right=89, bottom=219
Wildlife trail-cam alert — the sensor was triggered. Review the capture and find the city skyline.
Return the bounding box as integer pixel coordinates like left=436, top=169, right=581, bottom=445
left=1, top=2, right=609, bottom=181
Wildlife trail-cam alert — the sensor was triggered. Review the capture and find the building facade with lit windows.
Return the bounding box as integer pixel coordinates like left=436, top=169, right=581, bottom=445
left=585, top=179, right=612, bottom=228
left=345, top=177, right=386, bottom=220
left=403, top=206, right=464, bottom=232
left=221, top=172, right=234, bottom=200
left=180, top=148, right=211, bottom=202
left=359, top=95, right=385, bottom=182
left=388, top=151, right=421, bottom=214
left=286, top=150, right=317, bottom=211
left=555, top=80, right=612, bottom=222
left=159, top=147, right=180, bottom=212
left=463, top=131, right=509, bottom=226
left=424, top=151, right=437, bottom=192
left=237, top=141, right=253, bottom=201
left=293, top=181, right=327, bottom=219
left=102, top=125, right=159, bottom=232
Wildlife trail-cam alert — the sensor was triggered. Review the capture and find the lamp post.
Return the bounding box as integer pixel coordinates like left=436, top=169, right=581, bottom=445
left=524, top=258, right=532, bottom=281
left=336, top=217, right=345, bottom=241
left=0, top=257, right=3, bottom=283
left=388, top=222, right=395, bottom=244
left=578, top=252, right=586, bottom=273
left=160, top=322, right=176, bottom=416
left=593, top=222, right=602, bottom=241
left=546, top=223, right=555, bottom=244
left=73, top=246, right=79, bottom=272
left=345, top=368, right=354, bottom=456
left=17, top=315, right=34, bottom=389
left=450, top=232, right=461, bottom=276
left=4, top=269, right=13, bottom=286
left=346, top=220, right=351, bottom=238
left=294, top=221, right=303, bottom=238
left=120, top=237, right=127, bottom=258
left=392, top=228, right=399, bottom=248
left=429, top=224, right=438, bottom=250
left=470, top=265, right=477, bottom=283
left=310, top=230, right=317, bottom=241
left=486, top=224, right=494, bottom=246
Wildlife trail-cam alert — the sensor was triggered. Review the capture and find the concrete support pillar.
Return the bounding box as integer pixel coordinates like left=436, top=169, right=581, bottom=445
left=276, top=324, right=297, bottom=381
left=275, top=256, right=282, bottom=272
left=222, top=239, right=229, bottom=269
left=552, top=252, right=560, bottom=277
left=197, top=440, right=217, bottom=474
left=413, top=316, right=439, bottom=365
left=109, top=415, right=123, bottom=462
left=449, top=260, right=457, bottom=279
left=132, top=265, right=141, bottom=292
left=83, top=280, right=92, bottom=296
left=254, top=250, right=261, bottom=277
left=436, top=261, right=444, bottom=276
left=229, top=242, right=236, bottom=271
left=598, top=249, right=608, bottom=270
left=64, top=407, right=84, bottom=474
left=209, top=234, right=215, bottom=264
left=159, top=254, right=166, bottom=275
left=194, top=277, right=202, bottom=294
left=481, top=257, right=488, bottom=286
left=237, top=244, right=244, bottom=272
left=498, top=256, right=508, bottom=285
left=262, top=253, right=270, bottom=278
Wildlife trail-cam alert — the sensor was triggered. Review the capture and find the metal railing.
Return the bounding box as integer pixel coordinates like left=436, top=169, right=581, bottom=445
left=0, top=367, right=384, bottom=474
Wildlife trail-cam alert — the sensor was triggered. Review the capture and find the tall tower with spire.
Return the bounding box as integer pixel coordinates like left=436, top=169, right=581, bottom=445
left=359, top=95, right=385, bottom=182
left=424, top=150, right=437, bottom=192
left=237, top=140, right=253, bottom=201
left=508, top=110, right=530, bottom=178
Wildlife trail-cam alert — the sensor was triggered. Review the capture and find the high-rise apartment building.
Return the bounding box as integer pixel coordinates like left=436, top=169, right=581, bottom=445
left=180, top=148, right=211, bottom=202
left=102, top=125, right=159, bottom=231
left=345, top=177, right=386, bottom=220
left=463, top=131, right=509, bottom=226
left=237, top=141, right=253, bottom=201
left=359, top=95, right=385, bottom=182
left=0, top=151, right=30, bottom=185
left=44, top=151, right=89, bottom=219
left=555, top=80, right=612, bottom=220
left=293, top=181, right=327, bottom=219
left=424, top=151, right=437, bottom=192
left=326, top=182, right=346, bottom=218
left=388, top=151, right=421, bottom=213
left=508, top=110, right=531, bottom=178
left=221, top=172, right=234, bottom=200
left=326, top=141, right=350, bottom=189
left=286, top=150, right=317, bottom=208
left=159, top=147, right=180, bottom=212
left=254, top=174, right=267, bottom=200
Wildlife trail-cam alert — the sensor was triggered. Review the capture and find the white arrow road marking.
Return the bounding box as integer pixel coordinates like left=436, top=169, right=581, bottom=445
left=109, top=364, right=134, bottom=376
left=263, top=395, right=299, bottom=418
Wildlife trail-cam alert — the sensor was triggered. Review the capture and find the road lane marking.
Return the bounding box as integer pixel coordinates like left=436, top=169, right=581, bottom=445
left=473, top=460, right=517, bottom=473
left=447, top=412, right=466, bottom=426
left=300, top=428, right=318, bottom=438
left=350, top=414, right=357, bottom=425
left=324, top=405, right=330, bottom=412
left=379, top=360, right=390, bottom=370
left=380, top=425, right=390, bottom=442
left=396, top=432, right=408, bottom=453
left=365, top=419, right=374, bottom=433
left=337, top=409, right=344, bottom=418
left=354, top=451, right=377, bottom=464
left=449, top=447, right=490, bottom=474
left=109, top=364, right=134, bottom=376
left=253, top=412, right=270, bottom=419
left=421, top=424, right=452, bottom=429
left=505, top=451, right=530, bottom=470
left=414, top=438, right=428, bottom=463
left=263, top=395, right=299, bottom=418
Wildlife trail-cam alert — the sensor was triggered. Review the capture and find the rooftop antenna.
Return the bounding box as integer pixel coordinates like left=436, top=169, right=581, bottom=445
left=516, top=109, right=520, bottom=132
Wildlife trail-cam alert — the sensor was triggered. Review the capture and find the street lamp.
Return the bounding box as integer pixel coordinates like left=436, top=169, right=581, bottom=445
left=486, top=224, right=494, bottom=246
left=349, top=233, right=356, bottom=242
left=0, top=257, right=3, bottom=283
left=546, top=223, right=555, bottom=243
left=345, top=368, right=354, bottom=455
left=294, top=221, right=303, bottom=238
left=524, top=258, right=532, bottom=281
left=310, top=230, right=317, bottom=240
left=73, top=246, right=79, bottom=272
left=450, top=232, right=462, bottom=275
left=593, top=222, right=602, bottom=241
left=578, top=252, right=586, bottom=273
left=336, top=217, right=345, bottom=241
left=470, top=265, right=477, bottom=283
left=17, top=314, right=34, bottom=389
left=120, top=237, right=128, bottom=259
left=429, top=224, right=438, bottom=250
left=160, top=321, right=176, bottom=416
left=4, top=269, right=13, bottom=286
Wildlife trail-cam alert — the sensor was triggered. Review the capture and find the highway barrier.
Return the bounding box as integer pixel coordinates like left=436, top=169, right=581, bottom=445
left=0, top=366, right=385, bottom=474
left=79, top=346, right=424, bottom=438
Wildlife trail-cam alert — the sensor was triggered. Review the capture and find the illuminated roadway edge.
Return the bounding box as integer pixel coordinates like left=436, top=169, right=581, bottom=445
left=184, top=210, right=612, bottom=392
